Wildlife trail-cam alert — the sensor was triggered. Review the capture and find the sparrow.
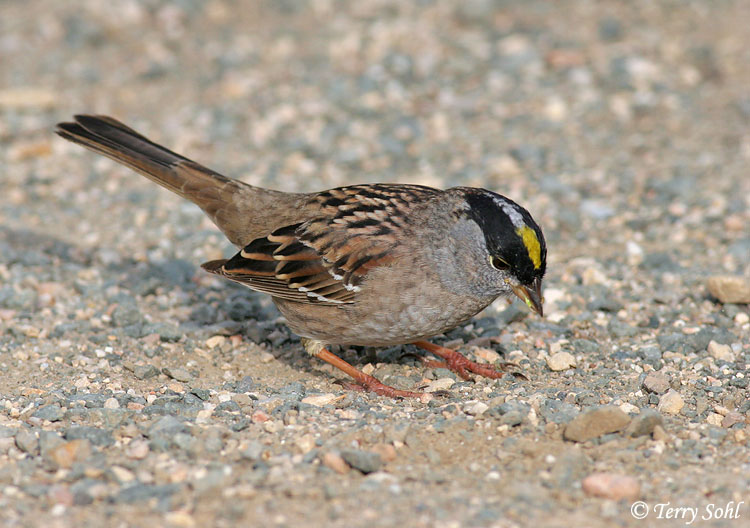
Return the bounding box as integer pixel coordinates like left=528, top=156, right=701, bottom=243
left=56, top=115, right=546, bottom=398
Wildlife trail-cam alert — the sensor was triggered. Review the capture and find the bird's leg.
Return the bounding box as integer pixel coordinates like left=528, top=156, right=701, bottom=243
left=413, top=340, right=524, bottom=380
left=302, top=339, right=424, bottom=398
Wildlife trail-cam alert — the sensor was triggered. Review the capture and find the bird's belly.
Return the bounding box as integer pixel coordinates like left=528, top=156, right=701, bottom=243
left=274, top=293, right=498, bottom=347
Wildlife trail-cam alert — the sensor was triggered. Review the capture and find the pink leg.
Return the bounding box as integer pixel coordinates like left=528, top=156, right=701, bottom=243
left=414, top=340, right=526, bottom=380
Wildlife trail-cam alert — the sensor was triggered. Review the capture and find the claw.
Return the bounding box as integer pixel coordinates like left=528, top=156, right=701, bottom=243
left=413, top=340, right=529, bottom=381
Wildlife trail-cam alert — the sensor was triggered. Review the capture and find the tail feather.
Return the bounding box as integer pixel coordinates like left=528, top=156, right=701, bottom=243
left=56, top=114, right=235, bottom=202
left=56, top=114, right=300, bottom=246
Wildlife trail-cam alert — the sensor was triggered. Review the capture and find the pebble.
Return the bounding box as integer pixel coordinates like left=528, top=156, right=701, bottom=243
left=206, top=335, right=226, bottom=349
left=294, top=434, right=315, bottom=454
left=424, top=378, right=455, bottom=392
left=540, top=400, right=579, bottom=424
left=463, top=401, right=489, bottom=416
left=126, top=439, right=150, bottom=460
left=707, top=276, right=750, bottom=304
left=47, top=439, right=93, bottom=469
left=563, top=406, right=631, bottom=442
left=340, top=449, right=383, bottom=474
left=721, top=412, right=744, bottom=428
left=370, top=443, right=397, bottom=463
left=642, top=373, right=670, bottom=394
left=471, top=347, right=501, bottom=364
left=111, top=302, right=143, bottom=327
left=134, top=364, right=160, bottom=380
left=32, top=404, right=65, bottom=422
left=300, top=394, right=339, bottom=407
left=322, top=452, right=350, bottom=474
left=15, top=429, right=39, bottom=454
left=546, top=352, right=576, bottom=371
left=624, top=410, right=664, bottom=437
left=658, top=390, right=685, bottom=415
left=163, top=367, right=193, bottom=382
left=707, top=340, right=735, bottom=362
left=582, top=473, right=640, bottom=501
left=111, top=466, right=136, bottom=483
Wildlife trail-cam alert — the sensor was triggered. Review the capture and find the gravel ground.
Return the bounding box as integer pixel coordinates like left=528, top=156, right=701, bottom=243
left=1, top=1, right=749, bottom=527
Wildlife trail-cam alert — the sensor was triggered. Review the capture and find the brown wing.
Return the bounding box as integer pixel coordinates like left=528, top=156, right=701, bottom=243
left=201, top=184, right=441, bottom=305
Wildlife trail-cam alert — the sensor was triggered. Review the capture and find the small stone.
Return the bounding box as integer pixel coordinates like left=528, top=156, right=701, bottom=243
left=547, top=352, right=576, bottom=371
left=625, top=410, right=664, bottom=437
left=322, top=452, right=350, bottom=474
left=206, top=335, right=226, bottom=349
left=294, top=434, right=315, bottom=454
left=167, top=382, right=185, bottom=393
left=564, top=406, right=630, bottom=442
left=658, top=390, right=684, bottom=415
left=235, top=376, right=255, bottom=393
left=706, top=413, right=724, bottom=426
left=164, top=511, right=196, bottom=528
left=642, top=373, right=670, bottom=394
left=47, top=439, right=92, bottom=469
left=126, top=439, right=150, bottom=460
left=190, top=388, right=210, bottom=401
left=149, top=415, right=188, bottom=436
left=464, top=401, right=489, bottom=416
left=263, top=420, right=282, bottom=434
left=32, top=404, right=65, bottom=422
left=721, top=412, right=744, bottom=428
left=540, top=400, right=579, bottom=424
left=163, top=367, right=193, bottom=382
left=370, top=444, right=397, bottom=463
left=103, top=398, right=120, bottom=409
left=425, top=378, right=455, bottom=392
left=582, top=473, right=640, bottom=501
left=301, top=393, right=339, bottom=407
left=251, top=410, right=270, bottom=423
left=707, top=276, right=750, bottom=304
left=340, top=449, right=382, bottom=474
left=134, top=364, right=160, bottom=380
left=707, top=340, right=735, bottom=362
left=652, top=425, right=669, bottom=442
left=15, top=430, right=38, bottom=454
left=607, top=319, right=637, bottom=337
left=472, top=347, right=500, bottom=364
left=239, top=441, right=264, bottom=461
left=110, top=466, right=136, bottom=483
left=39, top=431, right=65, bottom=459
left=111, top=302, right=142, bottom=327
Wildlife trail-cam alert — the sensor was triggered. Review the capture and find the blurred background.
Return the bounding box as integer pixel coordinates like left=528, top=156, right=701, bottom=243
left=1, top=1, right=749, bottom=526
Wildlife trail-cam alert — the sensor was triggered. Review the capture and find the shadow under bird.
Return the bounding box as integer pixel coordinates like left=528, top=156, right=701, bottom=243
left=56, top=115, right=546, bottom=398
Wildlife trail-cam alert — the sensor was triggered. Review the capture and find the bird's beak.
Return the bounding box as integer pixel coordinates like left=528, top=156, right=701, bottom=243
left=511, top=277, right=544, bottom=317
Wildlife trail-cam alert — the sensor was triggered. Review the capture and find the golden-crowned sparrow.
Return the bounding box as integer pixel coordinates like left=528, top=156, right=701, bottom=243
left=56, top=115, right=546, bottom=398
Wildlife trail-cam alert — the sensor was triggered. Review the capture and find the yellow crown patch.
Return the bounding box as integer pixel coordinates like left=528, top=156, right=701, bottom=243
left=516, top=225, right=542, bottom=269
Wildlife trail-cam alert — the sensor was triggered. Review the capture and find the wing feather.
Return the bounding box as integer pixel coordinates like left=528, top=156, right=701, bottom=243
left=201, top=184, right=440, bottom=305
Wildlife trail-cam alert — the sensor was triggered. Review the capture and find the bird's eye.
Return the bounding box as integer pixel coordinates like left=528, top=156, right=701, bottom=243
left=489, top=256, right=510, bottom=271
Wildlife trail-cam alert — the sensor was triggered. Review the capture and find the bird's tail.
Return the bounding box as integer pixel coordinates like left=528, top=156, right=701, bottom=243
left=56, top=114, right=293, bottom=246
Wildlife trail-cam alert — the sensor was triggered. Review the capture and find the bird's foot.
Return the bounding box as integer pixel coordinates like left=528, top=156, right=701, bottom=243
left=304, top=339, right=425, bottom=399
left=414, top=340, right=527, bottom=381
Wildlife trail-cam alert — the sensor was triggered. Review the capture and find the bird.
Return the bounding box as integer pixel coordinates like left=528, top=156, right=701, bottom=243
left=56, top=115, right=546, bottom=398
